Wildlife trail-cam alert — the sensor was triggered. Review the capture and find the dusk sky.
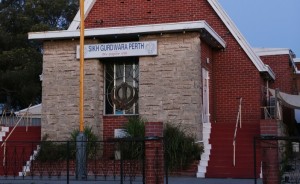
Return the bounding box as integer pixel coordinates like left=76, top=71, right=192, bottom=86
left=218, top=0, right=300, bottom=57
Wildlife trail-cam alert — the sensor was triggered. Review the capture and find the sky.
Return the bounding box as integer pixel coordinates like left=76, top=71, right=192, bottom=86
left=218, top=0, right=300, bottom=57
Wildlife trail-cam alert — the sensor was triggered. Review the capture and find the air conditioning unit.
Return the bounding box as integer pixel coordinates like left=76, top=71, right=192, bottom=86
left=269, top=96, right=276, bottom=118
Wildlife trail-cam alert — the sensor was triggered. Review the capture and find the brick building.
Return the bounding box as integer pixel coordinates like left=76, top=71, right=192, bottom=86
left=28, top=0, right=299, bottom=179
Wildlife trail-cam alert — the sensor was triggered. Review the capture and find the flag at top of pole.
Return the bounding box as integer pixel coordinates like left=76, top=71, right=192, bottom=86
left=79, top=0, right=85, bottom=133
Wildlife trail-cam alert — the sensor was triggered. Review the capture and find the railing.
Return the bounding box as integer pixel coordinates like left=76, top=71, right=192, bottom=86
left=0, top=107, right=40, bottom=127
left=261, top=106, right=273, bottom=119
left=0, top=138, right=165, bottom=184
left=0, top=109, right=15, bottom=126
left=0, top=117, right=41, bottom=127
left=1, top=105, right=32, bottom=166
left=261, top=104, right=282, bottom=120
left=233, top=97, right=242, bottom=166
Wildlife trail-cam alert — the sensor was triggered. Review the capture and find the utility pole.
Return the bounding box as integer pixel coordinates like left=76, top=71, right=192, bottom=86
left=76, top=0, right=87, bottom=180
left=79, top=0, right=85, bottom=133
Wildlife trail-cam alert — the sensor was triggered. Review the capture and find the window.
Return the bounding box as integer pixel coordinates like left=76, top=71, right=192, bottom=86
left=104, top=58, right=139, bottom=115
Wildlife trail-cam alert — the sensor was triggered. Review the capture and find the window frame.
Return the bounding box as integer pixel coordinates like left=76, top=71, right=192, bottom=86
left=103, top=57, right=139, bottom=115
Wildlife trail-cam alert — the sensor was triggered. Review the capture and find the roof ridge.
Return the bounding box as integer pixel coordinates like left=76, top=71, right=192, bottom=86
left=207, top=0, right=274, bottom=79
left=68, top=0, right=96, bottom=31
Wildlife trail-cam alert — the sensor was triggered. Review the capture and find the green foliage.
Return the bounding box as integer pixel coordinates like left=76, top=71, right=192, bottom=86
left=36, top=127, right=99, bottom=161
left=279, top=141, right=294, bottom=180
left=70, top=126, right=99, bottom=143
left=122, top=118, right=202, bottom=169
left=118, top=140, right=144, bottom=160
left=24, top=0, right=79, bottom=31
left=121, top=117, right=145, bottom=160
left=124, top=116, right=145, bottom=138
left=164, top=123, right=202, bottom=171
left=0, top=0, right=78, bottom=110
left=35, top=134, right=69, bottom=162
left=0, top=48, right=42, bottom=108
left=70, top=126, right=99, bottom=159
left=36, top=120, right=202, bottom=171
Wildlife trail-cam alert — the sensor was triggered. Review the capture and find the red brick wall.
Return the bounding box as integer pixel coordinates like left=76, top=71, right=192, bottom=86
left=296, top=75, right=300, bottom=92
left=260, top=119, right=279, bottom=184
left=260, top=119, right=278, bottom=135
left=145, top=122, right=164, bottom=184
left=102, top=115, right=129, bottom=140
left=201, top=42, right=213, bottom=71
left=212, top=48, right=262, bottom=124
left=201, top=41, right=214, bottom=122
left=85, top=0, right=232, bottom=41
left=86, top=1, right=220, bottom=29
left=260, top=55, right=295, bottom=94
left=260, top=55, right=296, bottom=135
left=87, top=0, right=263, bottom=125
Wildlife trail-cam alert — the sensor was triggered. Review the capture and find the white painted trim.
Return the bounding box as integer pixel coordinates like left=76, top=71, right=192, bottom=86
left=290, top=56, right=300, bottom=74
left=207, top=0, right=275, bottom=80
left=14, top=104, right=41, bottom=118
left=31, top=0, right=275, bottom=78
left=202, top=68, right=210, bottom=124
left=197, top=68, right=211, bottom=178
left=294, top=58, right=300, bottom=63
left=253, top=48, right=291, bottom=56
left=29, top=21, right=226, bottom=48
left=253, top=48, right=299, bottom=75
left=67, top=0, right=96, bottom=31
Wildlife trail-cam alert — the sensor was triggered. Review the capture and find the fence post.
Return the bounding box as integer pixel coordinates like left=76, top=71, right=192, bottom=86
left=260, top=119, right=279, bottom=184
left=253, top=137, right=257, bottom=184
left=120, top=140, right=123, bottom=184
left=145, top=122, right=164, bottom=184
left=67, top=141, right=69, bottom=184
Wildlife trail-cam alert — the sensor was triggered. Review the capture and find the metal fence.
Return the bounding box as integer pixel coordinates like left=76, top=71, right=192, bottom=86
left=0, top=138, right=164, bottom=184
left=254, top=136, right=300, bottom=184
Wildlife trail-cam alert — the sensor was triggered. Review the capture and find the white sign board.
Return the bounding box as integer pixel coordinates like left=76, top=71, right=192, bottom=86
left=76, top=41, right=157, bottom=59
left=114, top=129, right=127, bottom=138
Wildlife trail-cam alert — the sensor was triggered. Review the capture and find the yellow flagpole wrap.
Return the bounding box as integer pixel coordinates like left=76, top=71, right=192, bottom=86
left=79, top=0, right=85, bottom=133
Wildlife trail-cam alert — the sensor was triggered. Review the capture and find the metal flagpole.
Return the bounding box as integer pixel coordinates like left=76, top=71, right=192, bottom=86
left=76, top=0, right=87, bottom=180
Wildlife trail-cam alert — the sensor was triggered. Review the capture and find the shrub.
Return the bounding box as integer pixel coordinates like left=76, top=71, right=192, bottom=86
left=123, top=116, right=145, bottom=138
left=35, top=134, right=69, bottom=162
left=69, top=126, right=99, bottom=159
left=121, top=117, right=145, bottom=160
left=36, top=127, right=100, bottom=161
left=164, top=123, right=202, bottom=171
left=122, top=118, right=203, bottom=170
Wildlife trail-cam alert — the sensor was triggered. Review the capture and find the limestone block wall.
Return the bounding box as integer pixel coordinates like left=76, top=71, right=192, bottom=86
left=139, top=32, right=203, bottom=139
left=42, top=39, right=103, bottom=140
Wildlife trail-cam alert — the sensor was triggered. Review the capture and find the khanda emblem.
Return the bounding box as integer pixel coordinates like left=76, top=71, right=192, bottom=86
left=110, top=82, right=138, bottom=110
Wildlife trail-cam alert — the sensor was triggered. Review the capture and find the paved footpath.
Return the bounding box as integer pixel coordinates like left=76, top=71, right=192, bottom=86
left=0, top=177, right=262, bottom=184
left=168, top=177, right=262, bottom=184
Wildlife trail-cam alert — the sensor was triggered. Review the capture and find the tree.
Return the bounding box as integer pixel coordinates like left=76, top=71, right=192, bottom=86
left=0, top=0, right=78, bottom=110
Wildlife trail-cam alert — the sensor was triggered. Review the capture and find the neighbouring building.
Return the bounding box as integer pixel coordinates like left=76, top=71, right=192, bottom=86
left=28, top=0, right=299, bottom=179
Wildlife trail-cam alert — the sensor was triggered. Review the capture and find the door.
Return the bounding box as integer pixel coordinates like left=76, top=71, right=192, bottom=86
left=202, top=68, right=210, bottom=123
